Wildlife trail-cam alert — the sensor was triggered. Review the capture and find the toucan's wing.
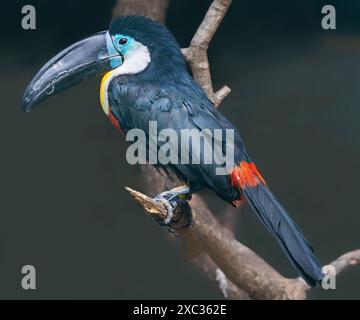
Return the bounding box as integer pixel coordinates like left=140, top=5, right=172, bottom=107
left=108, top=81, right=242, bottom=201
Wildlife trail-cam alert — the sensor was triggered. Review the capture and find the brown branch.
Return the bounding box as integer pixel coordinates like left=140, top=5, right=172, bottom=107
left=126, top=187, right=306, bottom=300
left=182, top=0, right=232, bottom=106
left=126, top=186, right=360, bottom=299
left=328, top=249, right=360, bottom=275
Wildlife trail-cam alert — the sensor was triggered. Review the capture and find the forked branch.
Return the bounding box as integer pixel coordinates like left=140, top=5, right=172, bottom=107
left=182, top=0, right=232, bottom=106
left=114, top=0, right=359, bottom=300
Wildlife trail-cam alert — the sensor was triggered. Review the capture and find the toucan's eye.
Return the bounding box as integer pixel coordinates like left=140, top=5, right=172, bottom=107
left=119, top=38, right=128, bottom=45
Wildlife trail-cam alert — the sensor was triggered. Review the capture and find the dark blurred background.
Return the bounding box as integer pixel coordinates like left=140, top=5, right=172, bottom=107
left=0, top=0, right=359, bottom=299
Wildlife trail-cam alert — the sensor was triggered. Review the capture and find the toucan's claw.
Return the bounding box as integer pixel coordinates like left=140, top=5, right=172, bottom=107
left=155, top=196, right=176, bottom=225
left=153, top=185, right=191, bottom=227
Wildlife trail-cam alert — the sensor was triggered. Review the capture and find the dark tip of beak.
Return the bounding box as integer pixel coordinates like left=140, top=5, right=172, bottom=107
left=21, top=31, right=117, bottom=113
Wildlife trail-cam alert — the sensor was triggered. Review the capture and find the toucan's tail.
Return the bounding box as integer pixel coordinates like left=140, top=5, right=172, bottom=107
left=231, top=161, right=323, bottom=286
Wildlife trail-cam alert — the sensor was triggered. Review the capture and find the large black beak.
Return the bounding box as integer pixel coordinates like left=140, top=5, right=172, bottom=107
left=22, top=31, right=122, bottom=112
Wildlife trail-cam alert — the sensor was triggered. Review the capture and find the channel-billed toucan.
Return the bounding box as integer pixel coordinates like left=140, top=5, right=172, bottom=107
left=22, top=16, right=323, bottom=286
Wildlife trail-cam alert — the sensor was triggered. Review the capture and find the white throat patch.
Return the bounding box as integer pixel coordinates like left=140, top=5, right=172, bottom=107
left=117, top=41, right=151, bottom=76
left=100, top=41, right=151, bottom=115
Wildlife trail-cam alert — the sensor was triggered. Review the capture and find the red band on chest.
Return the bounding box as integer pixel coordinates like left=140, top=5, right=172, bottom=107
left=108, top=106, right=124, bottom=136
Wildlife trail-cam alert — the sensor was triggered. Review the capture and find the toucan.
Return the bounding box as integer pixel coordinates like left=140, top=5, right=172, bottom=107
left=22, top=16, right=323, bottom=286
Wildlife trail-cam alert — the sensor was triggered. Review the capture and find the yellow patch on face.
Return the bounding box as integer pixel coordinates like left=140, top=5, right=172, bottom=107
left=100, top=71, right=112, bottom=115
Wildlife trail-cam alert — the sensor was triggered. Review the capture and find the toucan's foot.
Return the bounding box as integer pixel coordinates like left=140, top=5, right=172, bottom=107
left=153, top=185, right=191, bottom=226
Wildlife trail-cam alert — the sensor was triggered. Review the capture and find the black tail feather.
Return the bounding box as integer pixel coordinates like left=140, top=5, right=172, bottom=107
left=243, top=183, right=323, bottom=286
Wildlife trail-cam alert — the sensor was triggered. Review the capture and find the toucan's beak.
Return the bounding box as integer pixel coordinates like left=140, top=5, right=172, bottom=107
left=22, top=31, right=123, bottom=112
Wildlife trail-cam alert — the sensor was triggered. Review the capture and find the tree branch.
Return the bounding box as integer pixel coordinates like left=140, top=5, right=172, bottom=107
left=182, top=0, right=232, bottom=106
left=328, top=249, right=360, bottom=275
left=126, top=187, right=305, bottom=300
left=113, top=0, right=359, bottom=300
left=126, top=187, right=360, bottom=299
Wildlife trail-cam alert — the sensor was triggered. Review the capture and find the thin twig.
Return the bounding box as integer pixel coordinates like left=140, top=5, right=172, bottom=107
left=328, top=249, right=360, bottom=275
left=183, top=0, right=232, bottom=106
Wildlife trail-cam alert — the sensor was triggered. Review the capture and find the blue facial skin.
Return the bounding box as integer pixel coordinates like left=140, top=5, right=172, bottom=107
left=106, top=32, right=134, bottom=69
left=106, top=32, right=123, bottom=69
